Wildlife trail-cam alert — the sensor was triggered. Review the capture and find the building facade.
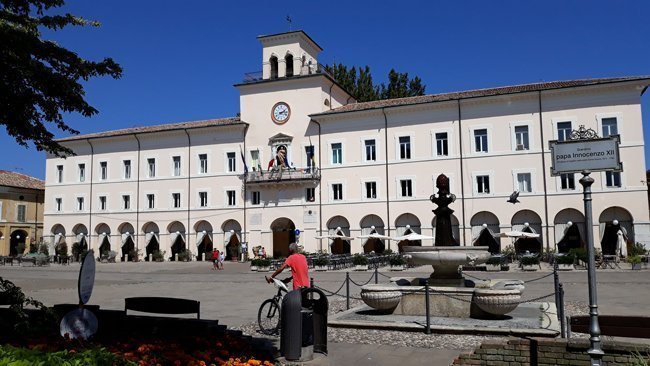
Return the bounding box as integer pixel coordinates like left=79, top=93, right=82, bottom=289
left=0, top=171, right=45, bottom=256
left=43, top=31, right=650, bottom=261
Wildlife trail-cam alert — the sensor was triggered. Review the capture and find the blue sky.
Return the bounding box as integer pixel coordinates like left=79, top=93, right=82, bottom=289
left=3, top=0, right=650, bottom=179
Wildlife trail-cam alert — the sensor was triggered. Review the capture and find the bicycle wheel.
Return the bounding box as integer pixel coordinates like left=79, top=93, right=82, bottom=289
left=258, top=299, right=281, bottom=335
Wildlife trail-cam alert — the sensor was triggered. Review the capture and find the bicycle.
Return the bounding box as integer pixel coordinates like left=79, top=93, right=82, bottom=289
left=258, top=276, right=289, bottom=335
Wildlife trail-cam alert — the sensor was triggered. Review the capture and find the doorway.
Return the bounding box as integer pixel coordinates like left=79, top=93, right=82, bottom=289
left=271, top=218, right=295, bottom=258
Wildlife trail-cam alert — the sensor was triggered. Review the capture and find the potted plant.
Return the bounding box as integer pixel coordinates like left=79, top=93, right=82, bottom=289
left=250, top=258, right=259, bottom=271
left=520, top=255, right=540, bottom=271
left=38, top=243, right=49, bottom=256
left=485, top=256, right=502, bottom=272
left=257, top=258, right=271, bottom=272
left=128, top=248, right=140, bottom=262
left=177, top=249, right=191, bottom=262
left=628, top=255, right=642, bottom=270
left=352, top=254, right=368, bottom=271
left=502, top=245, right=516, bottom=263
left=152, top=250, right=165, bottom=262
left=570, top=248, right=589, bottom=267
left=556, top=253, right=576, bottom=270
left=389, top=255, right=406, bottom=271
left=313, top=256, right=330, bottom=271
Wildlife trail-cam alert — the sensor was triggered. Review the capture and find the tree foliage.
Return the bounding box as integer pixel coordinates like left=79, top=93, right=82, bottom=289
left=0, top=0, right=122, bottom=157
left=325, top=63, right=425, bottom=102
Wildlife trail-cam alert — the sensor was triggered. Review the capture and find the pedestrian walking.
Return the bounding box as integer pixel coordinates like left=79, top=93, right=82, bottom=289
left=212, top=248, right=219, bottom=270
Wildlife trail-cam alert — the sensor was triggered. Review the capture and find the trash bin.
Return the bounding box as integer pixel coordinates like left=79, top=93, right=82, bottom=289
left=280, top=287, right=329, bottom=361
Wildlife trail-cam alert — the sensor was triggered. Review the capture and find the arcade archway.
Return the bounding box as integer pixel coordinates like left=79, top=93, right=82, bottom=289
left=554, top=209, right=585, bottom=253
left=9, top=230, right=28, bottom=256
left=327, top=216, right=351, bottom=254
left=119, top=223, right=135, bottom=261
left=142, top=222, right=160, bottom=261
left=395, top=213, right=421, bottom=252
left=167, top=221, right=186, bottom=261
left=599, top=207, right=633, bottom=256
left=194, top=220, right=213, bottom=261
left=511, top=210, right=542, bottom=254
left=360, top=215, right=386, bottom=253
left=95, top=223, right=111, bottom=255
left=222, top=220, right=242, bottom=261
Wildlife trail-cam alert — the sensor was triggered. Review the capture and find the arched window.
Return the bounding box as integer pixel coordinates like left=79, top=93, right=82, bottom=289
left=270, top=56, right=278, bottom=79
left=285, top=53, right=293, bottom=77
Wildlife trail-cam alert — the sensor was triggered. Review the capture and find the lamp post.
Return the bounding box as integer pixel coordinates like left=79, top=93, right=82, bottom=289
left=580, top=170, right=604, bottom=365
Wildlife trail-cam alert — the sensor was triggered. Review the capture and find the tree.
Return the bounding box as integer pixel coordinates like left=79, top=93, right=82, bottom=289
left=0, top=0, right=122, bottom=157
left=325, top=63, right=425, bottom=102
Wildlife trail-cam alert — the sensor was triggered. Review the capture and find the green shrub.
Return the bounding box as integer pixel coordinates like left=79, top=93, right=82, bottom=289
left=628, top=242, right=648, bottom=256
left=39, top=243, right=49, bottom=256
left=486, top=256, right=503, bottom=265
left=152, top=250, right=165, bottom=262
left=258, top=258, right=271, bottom=267
left=382, top=248, right=393, bottom=255
left=313, top=256, right=330, bottom=266
left=502, top=245, right=516, bottom=262
left=128, top=248, right=140, bottom=262
left=177, top=250, right=191, bottom=262
left=520, top=256, right=540, bottom=266
left=250, top=258, right=260, bottom=266
left=556, top=254, right=576, bottom=265
left=0, top=345, right=135, bottom=366
left=352, top=254, right=368, bottom=266
left=29, top=243, right=38, bottom=253
left=569, top=248, right=589, bottom=263
left=628, top=255, right=642, bottom=265
left=389, top=255, right=406, bottom=266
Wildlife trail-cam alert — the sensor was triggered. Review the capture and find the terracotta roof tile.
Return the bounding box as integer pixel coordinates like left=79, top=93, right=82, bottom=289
left=312, top=76, right=650, bottom=117
left=57, top=117, right=245, bottom=142
left=0, top=170, right=45, bottom=190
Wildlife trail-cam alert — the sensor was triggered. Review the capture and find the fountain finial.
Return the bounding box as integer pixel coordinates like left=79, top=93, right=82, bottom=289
left=430, top=174, right=459, bottom=246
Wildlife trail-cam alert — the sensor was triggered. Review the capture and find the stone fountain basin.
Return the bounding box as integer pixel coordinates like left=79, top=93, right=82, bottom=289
left=402, top=246, right=492, bottom=267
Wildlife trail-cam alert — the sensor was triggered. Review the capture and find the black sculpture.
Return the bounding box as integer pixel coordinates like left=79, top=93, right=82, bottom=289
left=430, top=174, right=459, bottom=246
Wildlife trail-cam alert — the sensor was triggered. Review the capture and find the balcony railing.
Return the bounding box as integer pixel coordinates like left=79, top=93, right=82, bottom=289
left=242, top=167, right=320, bottom=184
left=240, top=64, right=335, bottom=84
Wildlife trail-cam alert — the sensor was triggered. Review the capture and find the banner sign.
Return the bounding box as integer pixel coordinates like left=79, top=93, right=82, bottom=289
left=549, top=135, right=622, bottom=176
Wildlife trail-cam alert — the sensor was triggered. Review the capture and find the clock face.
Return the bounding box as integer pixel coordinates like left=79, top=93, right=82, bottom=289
left=271, top=102, right=290, bottom=124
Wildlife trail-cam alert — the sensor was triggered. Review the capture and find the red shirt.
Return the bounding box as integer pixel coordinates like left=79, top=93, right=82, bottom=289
left=284, top=253, right=309, bottom=290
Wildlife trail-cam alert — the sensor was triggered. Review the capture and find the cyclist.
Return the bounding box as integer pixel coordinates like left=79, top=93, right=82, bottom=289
left=266, top=242, right=309, bottom=290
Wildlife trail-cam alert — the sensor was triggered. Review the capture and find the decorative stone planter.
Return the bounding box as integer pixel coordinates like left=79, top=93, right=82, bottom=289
left=486, top=264, right=501, bottom=272
left=631, top=263, right=642, bottom=270
left=360, top=285, right=402, bottom=312
left=355, top=265, right=369, bottom=271
left=522, top=264, right=538, bottom=271
left=557, top=264, right=574, bottom=271
left=389, top=265, right=404, bottom=271
left=315, top=265, right=328, bottom=271
left=472, top=288, right=521, bottom=316
left=257, top=266, right=270, bottom=272
left=250, top=265, right=258, bottom=271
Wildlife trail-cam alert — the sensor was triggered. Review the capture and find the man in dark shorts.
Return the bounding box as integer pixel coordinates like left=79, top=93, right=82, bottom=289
left=267, top=243, right=309, bottom=290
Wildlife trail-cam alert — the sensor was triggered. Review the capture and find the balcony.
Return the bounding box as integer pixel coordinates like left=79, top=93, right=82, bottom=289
left=242, top=167, right=320, bottom=185
left=240, top=64, right=335, bottom=84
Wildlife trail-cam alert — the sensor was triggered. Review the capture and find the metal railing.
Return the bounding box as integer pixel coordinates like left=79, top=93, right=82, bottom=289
left=240, top=64, right=335, bottom=84
left=243, top=167, right=320, bottom=184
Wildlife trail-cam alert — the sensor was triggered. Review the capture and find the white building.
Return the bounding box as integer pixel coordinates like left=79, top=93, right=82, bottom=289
left=44, top=30, right=650, bottom=261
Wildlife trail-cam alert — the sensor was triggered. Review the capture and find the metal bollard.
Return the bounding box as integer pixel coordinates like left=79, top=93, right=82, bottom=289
left=424, top=284, right=431, bottom=334
left=559, top=283, right=566, bottom=338
left=346, top=272, right=350, bottom=310
left=553, top=261, right=560, bottom=319
left=374, top=266, right=378, bottom=284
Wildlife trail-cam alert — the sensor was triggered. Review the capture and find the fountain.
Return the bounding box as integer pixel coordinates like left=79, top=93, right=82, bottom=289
left=360, top=174, right=524, bottom=318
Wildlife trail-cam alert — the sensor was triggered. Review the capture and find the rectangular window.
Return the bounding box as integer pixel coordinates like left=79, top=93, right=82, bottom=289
left=17, top=204, right=26, bottom=222
left=227, top=152, right=236, bottom=172
left=147, top=194, right=155, bottom=209
left=100, top=161, right=108, bottom=180
left=250, top=150, right=260, bottom=171
left=78, top=163, right=85, bottom=182
left=331, top=143, right=342, bottom=164
left=602, top=117, right=618, bottom=137
left=226, top=190, right=236, bottom=206
left=305, top=146, right=315, bottom=171
left=476, top=175, right=490, bottom=194
left=560, top=173, right=575, bottom=190
left=474, top=129, right=488, bottom=152
left=173, top=156, right=181, bottom=176
left=77, top=197, right=84, bottom=211
left=306, top=187, right=315, bottom=202
left=99, top=196, right=107, bottom=210
left=57, top=165, right=64, bottom=183
left=199, top=154, right=208, bottom=174
left=606, top=171, right=621, bottom=188
left=365, top=181, right=377, bottom=199
left=147, top=158, right=156, bottom=177
left=332, top=183, right=343, bottom=201
left=364, top=139, right=376, bottom=161
left=251, top=191, right=261, bottom=205
left=123, top=160, right=131, bottom=179
left=399, top=136, right=411, bottom=159
left=199, top=192, right=208, bottom=207
left=435, top=133, right=448, bottom=156
left=400, top=179, right=413, bottom=197
left=172, top=193, right=181, bottom=208
left=514, top=126, right=529, bottom=150
left=122, top=195, right=130, bottom=210
left=55, top=198, right=62, bottom=212
left=557, top=122, right=572, bottom=141
left=517, top=173, right=532, bottom=193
